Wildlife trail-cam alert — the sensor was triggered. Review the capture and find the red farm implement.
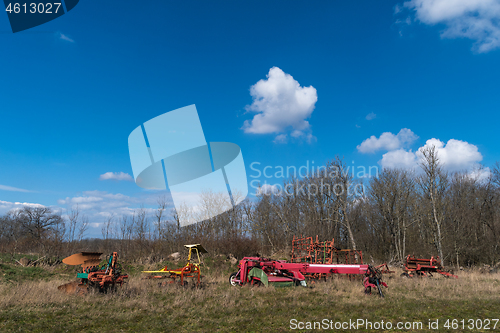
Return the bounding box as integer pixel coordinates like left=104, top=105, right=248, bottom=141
left=142, top=244, right=207, bottom=287
left=291, top=235, right=363, bottom=266
left=58, top=252, right=128, bottom=294
left=402, top=255, right=458, bottom=278
left=291, top=235, right=393, bottom=279
left=291, top=235, right=363, bottom=265
left=229, top=257, right=388, bottom=297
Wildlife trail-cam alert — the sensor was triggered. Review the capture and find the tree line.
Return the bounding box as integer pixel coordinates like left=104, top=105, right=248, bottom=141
left=1, top=145, right=499, bottom=267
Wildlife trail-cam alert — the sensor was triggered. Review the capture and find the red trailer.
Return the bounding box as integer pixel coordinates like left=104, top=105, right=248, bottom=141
left=229, top=257, right=388, bottom=296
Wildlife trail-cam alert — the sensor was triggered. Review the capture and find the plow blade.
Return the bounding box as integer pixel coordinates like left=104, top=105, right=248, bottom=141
left=81, top=259, right=101, bottom=269
left=62, top=252, right=102, bottom=266
left=57, top=280, right=88, bottom=295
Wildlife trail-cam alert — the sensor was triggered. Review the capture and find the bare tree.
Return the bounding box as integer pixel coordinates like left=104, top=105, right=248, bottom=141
left=67, top=206, right=79, bottom=244
left=101, top=215, right=115, bottom=240
left=154, top=195, right=169, bottom=241
left=134, top=207, right=149, bottom=255
left=326, top=157, right=359, bottom=251
left=14, top=206, right=64, bottom=251
left=77, top=215, right=89, bottom=242
left=369, top=168, right=416, bottom=262
left=418, top=145, right=448, bottom=265
left=66, top=205, right=89, bottom=244
left=0, top=214, right=21, bottom=253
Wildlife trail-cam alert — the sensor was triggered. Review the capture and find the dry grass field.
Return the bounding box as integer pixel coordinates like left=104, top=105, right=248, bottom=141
left=0, top=257, right=499, bottom=332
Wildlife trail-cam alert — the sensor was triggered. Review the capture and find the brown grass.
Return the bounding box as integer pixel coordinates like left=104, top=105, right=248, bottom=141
left=0, top=268, right=499, bottom=332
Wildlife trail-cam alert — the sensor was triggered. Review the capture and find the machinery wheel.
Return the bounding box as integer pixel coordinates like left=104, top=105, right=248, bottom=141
left=229, top=272, right=239, bottom=287
left=400, top=273, right=410, bottom=278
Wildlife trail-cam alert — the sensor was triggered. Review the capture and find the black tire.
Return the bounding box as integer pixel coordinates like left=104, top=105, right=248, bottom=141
left=229, top=272, right=239, bottom=287
left=400, top=273, right=410, bottom=278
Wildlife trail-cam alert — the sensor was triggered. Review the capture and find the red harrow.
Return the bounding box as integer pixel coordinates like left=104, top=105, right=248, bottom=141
left=229, top=257, right=388, bottom=297
left=291, top=235, right=363, bottom=266
left=402, top=255, right=458, bottom=278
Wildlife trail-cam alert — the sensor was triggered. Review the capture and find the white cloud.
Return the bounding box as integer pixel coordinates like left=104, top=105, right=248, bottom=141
left=357, top=128, right=418, bottom=153
left=0, top=184, right=32, bottom=192
left=416, top=138, right=483, bottom=171
left=57, top=190, right=174, bottom=235
left=58, top=190, right=172, bottom=217
left=59, top=32, right=75, bottom=43
left=468, top=166, right=491, bottom=182
left=99, top=172, right=133, bottom=181
left=0, top=191, right=174, bottom=238
left=366, top=112, right=377, bottom=120
left=379, top=137, right=484, bottom=172
left=242, top=67, right=318, bottom=143
left=401, top=0, right=500, bottom=53
left=273, top=134, right=288, bottom=144
left=59, top=192, right=131, bottom=212
left=381, top=149, right=419, bottom=169
left=0, top=200, right=46, bottom=215
left=83, top=190, right=131, bottom=200
left=60, top=196, right=103, bottom=204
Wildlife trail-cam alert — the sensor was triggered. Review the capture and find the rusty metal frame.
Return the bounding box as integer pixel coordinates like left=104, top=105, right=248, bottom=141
left=403, top=255, right=458, bottom=279
left=291, top=235, right=364, bottom=265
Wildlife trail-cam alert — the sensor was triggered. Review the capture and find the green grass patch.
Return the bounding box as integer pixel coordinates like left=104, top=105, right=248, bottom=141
left=0, top=263, right=55, bottom=283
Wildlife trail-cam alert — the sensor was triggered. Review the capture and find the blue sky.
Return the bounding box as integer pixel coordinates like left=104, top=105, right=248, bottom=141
left=1, top=0, right=500, bottom=237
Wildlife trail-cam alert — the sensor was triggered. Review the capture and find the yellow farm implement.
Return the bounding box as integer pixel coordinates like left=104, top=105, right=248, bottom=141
left=142, top=244, right=207, bottom=287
